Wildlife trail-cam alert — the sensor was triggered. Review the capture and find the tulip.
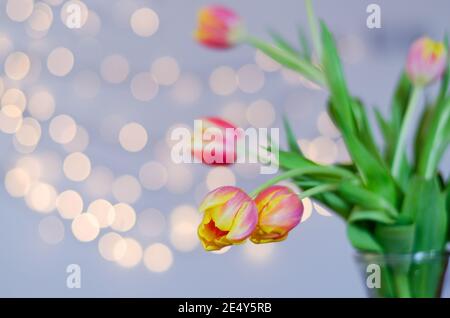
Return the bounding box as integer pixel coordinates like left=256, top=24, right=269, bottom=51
left=194, top=5, right=245, bottom=49
left=251, top=185, right=303, bottom=244
left=406, top=37, right=448, bottom=86
left=198, top=186, right=258, bottom=251
left=192, top=117, right=240, bottom=165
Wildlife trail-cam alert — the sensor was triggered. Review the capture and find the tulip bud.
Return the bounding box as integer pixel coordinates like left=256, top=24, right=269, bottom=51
left=198, top=186, right=258, bottom=251
left=406, top=37, right=448, bottom=86
left=192, top=117, right=240, bottom=166
left=251, top=186, right=303, bottom=244
left=194, top=5, right=245, bottom=49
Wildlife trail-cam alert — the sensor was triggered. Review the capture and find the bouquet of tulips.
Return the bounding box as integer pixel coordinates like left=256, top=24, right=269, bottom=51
left=193, top=1, right=450, bottom=298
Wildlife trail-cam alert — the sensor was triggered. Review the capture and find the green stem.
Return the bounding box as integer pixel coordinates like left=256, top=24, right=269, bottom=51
left=298, top=184, right=337, bottom=199
left=393, top=271, right=412, bottom=298
left=245, top=36, right=326, bottom=86
left=391, top=86, right=422, bottom=179
left=249, top=166, right=355, bottom=197
left=418, top=97, right=450, bottom=179
left=305, top=0, right=322, bottom=59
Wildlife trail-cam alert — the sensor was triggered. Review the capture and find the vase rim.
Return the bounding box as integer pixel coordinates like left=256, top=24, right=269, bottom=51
left=355, top=249, right=450, bottom=262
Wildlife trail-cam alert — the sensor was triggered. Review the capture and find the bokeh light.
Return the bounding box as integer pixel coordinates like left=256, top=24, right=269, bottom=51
left=98, top=232, right=127, bottom=262
left=165, top=164, right=193, bottom=194
left=130, top=72, right=158, bottom=101
left=246, top=99, right=276, bottom=128
left=15, top=117, right=41, bottom=147
left=4, top=168, right=31, bottom=198
left=139, top=161, right=168, bottom=191
left=111, top=203, right=136, bottom=232
left=112, top=175, right=142, bottom=204
left=170, top=205, right=201, bottom=252
left=56, top=190, right=84, bottom=219
left=71, top=213, right=100, bottom=242
left=206, top=167, right=236, bottom=190
left=143, top=243, right=173, bottom=272
left=63, top=126, right=89, bottom=153
left=49, top=114, right=77, bottom=144
left=307, top=136, right=338, bottom=165
left=15, top=156, right=42, bottom=181
left=130, top=8, right=159, bottom=37
left=63, top=152, right=91, bottom=182
left=47, top=47, right=74, bottom=77
left=171, top=73, right=202, bottom=105
left=243, top=243, right=274, bottom=263
left=314, top=202, right=333, bottom=217
left=6, top=0, right=34, bottom=22
left=137, top=208, right=165, bottom=237
left=25, top=182, right=57, bottom=213
left=28, top=89, right=55, bottom=121
left=151, top=56, right=180, bottom=86
left=27, top=2, right=54, bottom=33
left=237, top=64, right=265, bottom=93
left=119, top=122, right=148, bottom=152
left=1, top=88, right=27, bottom=112
left=300, top=197, right=313, bottom=223
left=116, top=238, right=142, bottom=268
left=254, top=50, right=281, bottom=72
left=317, top=112, right=340, bottom=139
left=209, top=66, right=237, bottom=96
left=87, top=199, right=115, bottom=228
left=220, top=101, right=248, bottom=128
left=0, top=104, right=23, bottom=134
left=38, top=216, right=65, bottom=245
left=100, top=54, right=129, bottom=84
left=4, top=51, right=31, bottom=81
left=83, top=166, right=114, bottom=199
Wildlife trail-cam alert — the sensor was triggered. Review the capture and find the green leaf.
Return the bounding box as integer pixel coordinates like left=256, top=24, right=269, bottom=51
left=321, top=23, right=399, bottom=207
left=446, top=183, right=450, bottom=242
left=437, top=35, right=449, bottom=103
left=375, top=109, right=390, bottom=142
left=402, top=177, right=448, bottom=297
left=347, top=223, right=383, bottom=253
left=320, top=23, right=355, bottom=135
left=348, top=210, right=397, bottom=225
left=417, top=97, right=450, bottom=179
left=311, top=191, right=352, bottom=219
left=374, top=223, right=415, bottom=254
left=401, top=176, right=448, bottom=252
left=247, top=36, right=325, bottom=85
left=351, top=99, right=384, bottom=164
left=297, top=27, right=311, bottom=61
left=269, top=31, right=300, bottom=56
left=338, top=181, right=398, bottom=219
left=414, top=104, right=434, bottom=165
left=282, top=116, right=302, bottom=155
left=374, top=73, right=412, bottom=165
left=278, top=150, right=315, bottom=171
left=391, top=73, right=413, bottom=136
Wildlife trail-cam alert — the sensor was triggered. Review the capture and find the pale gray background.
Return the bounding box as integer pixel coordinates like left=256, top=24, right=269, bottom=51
left=0, top=0, right=449, bottom=297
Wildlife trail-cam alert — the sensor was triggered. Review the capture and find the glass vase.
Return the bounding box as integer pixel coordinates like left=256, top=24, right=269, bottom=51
left=356, top=251, right=449, bottom=298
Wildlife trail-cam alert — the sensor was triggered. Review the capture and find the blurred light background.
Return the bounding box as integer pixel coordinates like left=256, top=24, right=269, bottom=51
left=0, top=0, right=449, bottom=297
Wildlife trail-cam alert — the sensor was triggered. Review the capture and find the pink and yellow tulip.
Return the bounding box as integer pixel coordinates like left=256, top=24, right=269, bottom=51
left=251, top=186, right=303, bottom=244
left=406, top=37, right=448, bottom=86
left=194, top=5, right=244, bottom=49
left=198, top=186, right=258, bottom=251
left=192, top=117, right=240, bottom=166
